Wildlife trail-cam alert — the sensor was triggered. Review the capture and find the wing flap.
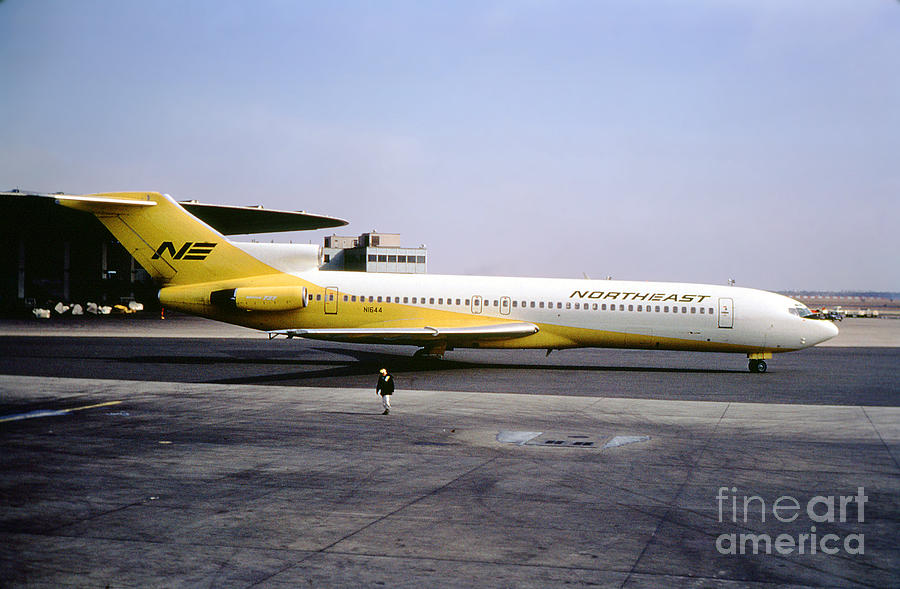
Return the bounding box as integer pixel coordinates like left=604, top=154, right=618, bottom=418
left=270, top=322, right=539, bottom=345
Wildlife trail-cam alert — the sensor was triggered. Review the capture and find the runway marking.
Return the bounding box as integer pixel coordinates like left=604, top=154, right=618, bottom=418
left=0, top=400, right=122, bottom=423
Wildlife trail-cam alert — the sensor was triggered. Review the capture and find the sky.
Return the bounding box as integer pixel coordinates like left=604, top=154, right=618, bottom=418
left=1, top=0, right=897, bottom=291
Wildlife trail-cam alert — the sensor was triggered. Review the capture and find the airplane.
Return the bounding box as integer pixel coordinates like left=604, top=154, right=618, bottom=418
left=55, top=191, right=838, bottom=373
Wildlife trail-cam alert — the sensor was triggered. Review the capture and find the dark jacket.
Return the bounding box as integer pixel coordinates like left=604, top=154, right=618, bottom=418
left=376, top=374, right=395, bottom=396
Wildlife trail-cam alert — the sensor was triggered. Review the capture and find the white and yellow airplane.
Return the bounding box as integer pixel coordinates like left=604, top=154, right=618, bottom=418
left=57, top=191, right=838, bottom=372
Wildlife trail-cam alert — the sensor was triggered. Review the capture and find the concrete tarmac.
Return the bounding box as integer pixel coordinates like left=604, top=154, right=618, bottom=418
left=1, top=318, right=899, bottom=587
left=1, top=316, right=898, bottom=406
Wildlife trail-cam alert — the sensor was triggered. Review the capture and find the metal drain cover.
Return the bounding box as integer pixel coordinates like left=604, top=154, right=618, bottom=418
left=603, top=435, right=651, bottom=449
left=497, top=431, right=650, bottom=449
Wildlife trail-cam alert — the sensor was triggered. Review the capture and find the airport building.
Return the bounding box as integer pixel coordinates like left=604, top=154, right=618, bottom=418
left=321, top=232, right=427, bottom=273
left=0, top=192, right=150, bottom=313
left=1, top=191, right=356, bottom=314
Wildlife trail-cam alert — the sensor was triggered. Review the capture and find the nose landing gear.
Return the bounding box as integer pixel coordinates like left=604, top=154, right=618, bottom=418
left=748, top=359, right=767, bottom=373
left=747, top=352, right=771, bottom=373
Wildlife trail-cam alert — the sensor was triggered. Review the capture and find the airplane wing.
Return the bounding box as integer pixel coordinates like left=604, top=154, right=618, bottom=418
left=269, top=321, right=539, bottom=346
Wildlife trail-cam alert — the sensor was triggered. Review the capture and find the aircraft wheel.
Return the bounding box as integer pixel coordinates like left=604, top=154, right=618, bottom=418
left=748, top=359, right=767, bottom=373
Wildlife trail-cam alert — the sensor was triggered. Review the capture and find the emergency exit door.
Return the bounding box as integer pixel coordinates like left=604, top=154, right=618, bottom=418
left=471, top=295, right=482, bottom=314
left=718, top=297, right=733, bottom=328
left=325, top=287, right=339, bottom=314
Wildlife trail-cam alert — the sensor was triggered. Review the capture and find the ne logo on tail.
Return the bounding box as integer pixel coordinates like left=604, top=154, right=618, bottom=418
left=152, top=241, right=217, bottom=261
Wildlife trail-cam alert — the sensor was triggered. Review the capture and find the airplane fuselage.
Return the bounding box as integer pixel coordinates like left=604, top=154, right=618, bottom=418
left=169, top=269, right=839, bottom=356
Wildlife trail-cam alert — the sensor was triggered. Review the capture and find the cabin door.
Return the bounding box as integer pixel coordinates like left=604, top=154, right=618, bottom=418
left=718, top=297, right=733, bottom=328
left=324, top=287, right=339, bottom=314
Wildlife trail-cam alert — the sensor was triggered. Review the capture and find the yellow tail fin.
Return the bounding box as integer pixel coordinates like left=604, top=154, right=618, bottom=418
left=58, top=192, right=275, bottom=285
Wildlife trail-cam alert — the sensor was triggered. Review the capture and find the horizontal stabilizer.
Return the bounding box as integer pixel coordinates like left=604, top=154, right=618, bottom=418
left=55, top=193, right=158, bottom=214
left=1, top=191, right=158, bottom=214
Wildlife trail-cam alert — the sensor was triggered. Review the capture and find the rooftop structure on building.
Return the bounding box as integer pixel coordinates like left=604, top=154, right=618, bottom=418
left=322, top=231, right=426, bottom=274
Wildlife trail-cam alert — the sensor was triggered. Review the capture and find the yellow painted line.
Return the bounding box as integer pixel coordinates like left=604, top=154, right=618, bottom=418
left=68, top=401, right=123, bottom=412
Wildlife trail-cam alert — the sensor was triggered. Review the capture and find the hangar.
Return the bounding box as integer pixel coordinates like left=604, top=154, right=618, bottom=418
left=0, top=191, right=348, bottom=315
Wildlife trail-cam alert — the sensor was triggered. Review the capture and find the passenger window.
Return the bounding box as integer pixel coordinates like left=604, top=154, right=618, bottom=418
left=655, top=305, right=660, bottom=312
left=403, top=297, right=409, bottom=303
left=699, top=307, right=704, bottom=314
left=592, top=303, right=598, bottom=310
left=539, top=302, right=545, bottom=309
left=691, top=307, right=696, bottom=314
left=429, top=298, right=435, bottom=304
left=682, top=306, right=687, bottom=313
left=567, top=302, right=572, bottom=309
left=628, top=304, right=634, bottom=311
left=494, top=300, right=499, bottom=307
left=456, top=299, right=461, bottom=305
left=513, top=301, right=518, bottom=308
left=619, top=304, right=625, bottom=311
left=377, top=296, right=382, bottom=302
left=343, top=295, right=348, bottom=302
left=637, top=305, right=642, bottom=312
left=664, top=306, right=669, bottom=312
left=351, top=295, right=357, bottom=302
left=673, top=306, right=678, bottom=313
left=573, top=302, right=579, bottom=309
left=316, top=294, right=322, bottom=301
left=709, top=307, right=714, bottom=314
left=465, top=299, right=470, bottom=305
left=438, top=298, right=443, bottom=305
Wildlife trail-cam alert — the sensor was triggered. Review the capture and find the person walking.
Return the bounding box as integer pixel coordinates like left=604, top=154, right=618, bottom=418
left=375, top=368, right=394, bottom=414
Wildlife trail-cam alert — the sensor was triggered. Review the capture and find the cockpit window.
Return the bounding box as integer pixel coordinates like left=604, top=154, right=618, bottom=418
left=788, top=305, right=814, bottom=318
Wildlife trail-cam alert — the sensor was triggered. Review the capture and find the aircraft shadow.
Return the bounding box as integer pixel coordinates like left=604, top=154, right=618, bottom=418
left=199, top=346, right=740, bottom=386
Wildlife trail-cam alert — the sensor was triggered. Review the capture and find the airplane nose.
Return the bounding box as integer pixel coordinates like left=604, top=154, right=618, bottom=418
left=808, top=320, right=839, bottom=346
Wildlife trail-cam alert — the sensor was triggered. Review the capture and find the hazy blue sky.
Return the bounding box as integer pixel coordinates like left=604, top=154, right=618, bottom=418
left=2, top=1, right=897, bottom=290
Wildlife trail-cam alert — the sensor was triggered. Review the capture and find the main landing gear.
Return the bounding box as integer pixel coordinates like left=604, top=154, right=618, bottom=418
left=748, top=359, right=767, bottom=373
left=413, top=345, right=446, bottom=360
